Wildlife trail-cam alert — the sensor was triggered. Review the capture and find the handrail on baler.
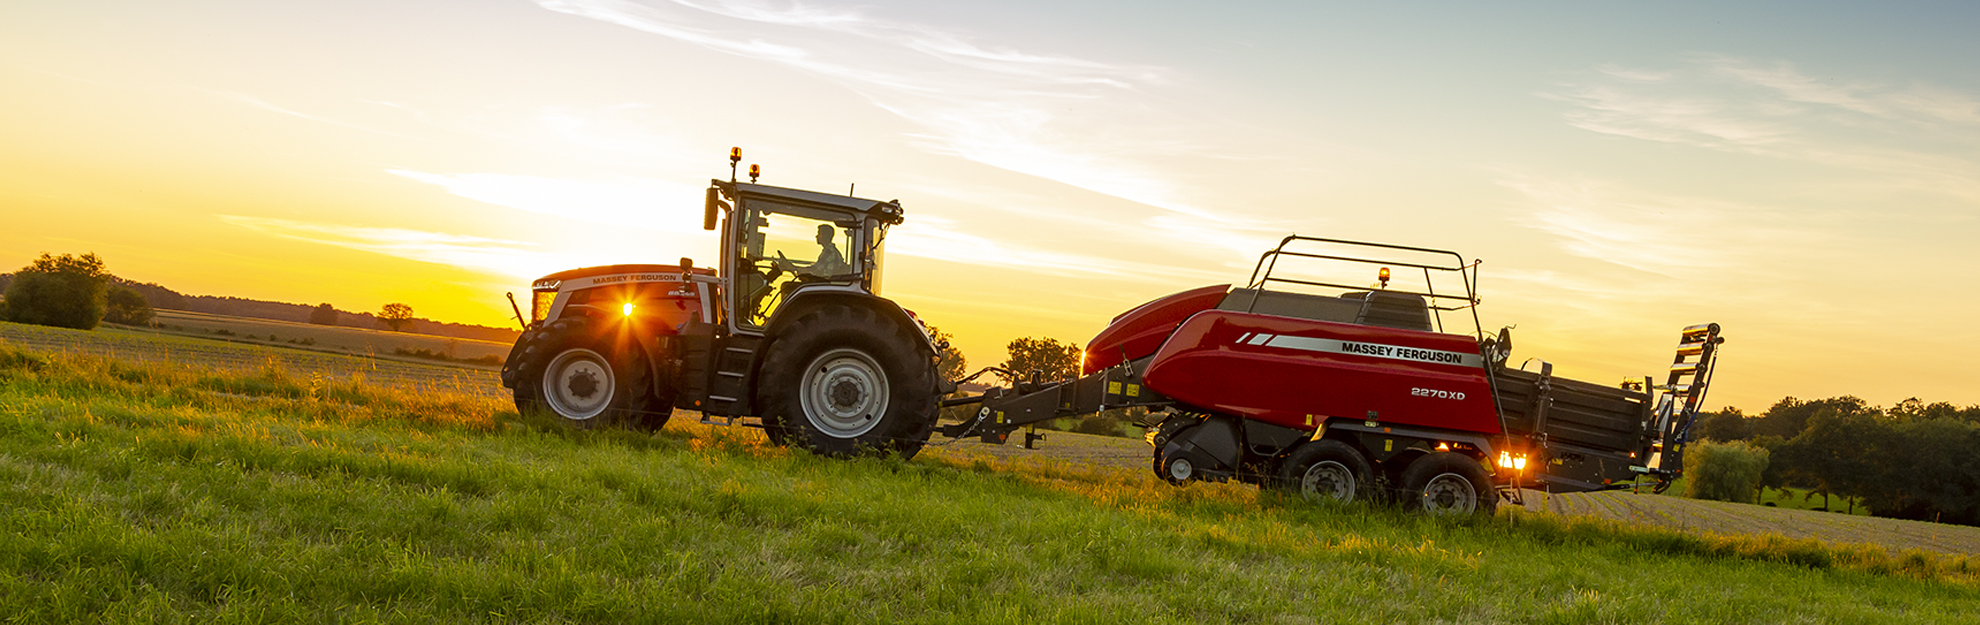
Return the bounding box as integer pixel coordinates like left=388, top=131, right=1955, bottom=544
left=1246, top=235, right=1517, bottom=477
left=1245, top=235, right=1485, bottom=340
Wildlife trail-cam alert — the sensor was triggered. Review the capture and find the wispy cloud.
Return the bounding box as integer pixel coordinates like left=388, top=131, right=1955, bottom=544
left=384, top=169, right=706, bottom=232
left=1547, top=56, right=1980, bottom=204
left=217, top=215, right=556, bottom=279
left=381, top=168, right=1227, bottom=281
left=533, top=0, right=1238, bottom=220
left=887, top=214, right=1229, bottom=283
left=204, top=90, right=432, bottom=142
left=1497, top=173, right=1825, bottom=279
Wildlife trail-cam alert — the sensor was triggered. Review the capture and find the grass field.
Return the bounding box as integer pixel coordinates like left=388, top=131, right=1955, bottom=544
left=0, top=319, right=501, bottom=397
left=144, top=309, right=513, bottom=365
left=3, top=337, right=1978, bottom=622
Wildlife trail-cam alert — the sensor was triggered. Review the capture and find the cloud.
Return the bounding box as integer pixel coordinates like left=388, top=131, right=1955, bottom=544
left=1497, top=173, right=1824, bottom=279
left=380, top=168, right=1231, bottom=281
left=1547, top=56, right=1980, bottom=203
left=217, top=215, right=557, bottom=279
left=532, top=0, right=1233, bottom=220
left=886, top=214, right=1229, bottom=283
left=204, top=90, right=431, bottom=142
left=384, top=170, right=708, bottom=232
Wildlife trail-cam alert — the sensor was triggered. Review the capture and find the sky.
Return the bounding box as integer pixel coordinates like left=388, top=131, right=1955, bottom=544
left=3, top=1, right=1978, bottom=413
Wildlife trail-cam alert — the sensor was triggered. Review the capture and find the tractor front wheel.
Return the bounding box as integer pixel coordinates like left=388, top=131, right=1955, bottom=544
left=510, top=318, right=670, bottom=430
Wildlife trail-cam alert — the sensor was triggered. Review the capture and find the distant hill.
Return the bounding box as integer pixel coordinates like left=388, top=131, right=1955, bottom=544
left=0, top=273, right=520, bottom=344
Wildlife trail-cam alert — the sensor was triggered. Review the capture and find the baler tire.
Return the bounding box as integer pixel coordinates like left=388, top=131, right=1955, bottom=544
left=1276, top=439, right=1374, bottom=504
left=510, top=317, right=668, bottom=431
left=1149, top=415, right=1197, bottom=485
left=755, top=304, right=937, bottom=459
left=1400, top=452, right=1497, bottom=517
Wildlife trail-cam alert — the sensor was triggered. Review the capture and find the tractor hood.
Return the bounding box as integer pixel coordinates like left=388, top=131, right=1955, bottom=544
left=530, top=264, right=714, bottom=292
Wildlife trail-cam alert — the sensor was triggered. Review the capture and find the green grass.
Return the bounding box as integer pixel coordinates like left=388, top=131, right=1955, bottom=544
left=145, top=309, right=514, bottom=365
left=2, top=343, right=1976, bottom=623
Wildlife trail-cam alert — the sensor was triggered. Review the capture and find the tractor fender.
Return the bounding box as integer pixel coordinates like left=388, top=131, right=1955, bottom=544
left=501, top=310, right=677, bottom=399
left=762, top=286, right=938, bottom=359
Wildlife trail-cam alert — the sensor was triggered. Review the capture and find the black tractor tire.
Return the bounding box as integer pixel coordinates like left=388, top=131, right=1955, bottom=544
left=755, top=304, right=937, bottom=458
left=1400, top=452, right=1498, bottom=516
left=510, top=317, right=671, bottom=431
left=1274, top=439, right=1375, bottom=504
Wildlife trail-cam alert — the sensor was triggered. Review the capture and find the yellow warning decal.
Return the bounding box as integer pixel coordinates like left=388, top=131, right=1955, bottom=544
left=996, top=411, right=1006, bottom=424
left=1384, top=439, right=1394, bottom=452
left=1107, top=381, right=1123, bottom=394
left=1126, top=384, right=1140, bottom=397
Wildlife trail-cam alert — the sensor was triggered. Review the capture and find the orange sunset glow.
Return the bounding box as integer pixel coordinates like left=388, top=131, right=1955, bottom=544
left=5, top=1, right=1979, bottom=413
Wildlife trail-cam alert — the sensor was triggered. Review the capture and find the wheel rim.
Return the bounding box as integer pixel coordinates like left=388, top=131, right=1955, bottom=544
left=1300, top=460, right=1357, bottom=502
left=1418, top=472, right=1477, bottom=515
left=799, top=348, right=890, bottom=439
left=542, top=348, right=614, bottom=420
left=1167, top=456, right=1195, bottom=482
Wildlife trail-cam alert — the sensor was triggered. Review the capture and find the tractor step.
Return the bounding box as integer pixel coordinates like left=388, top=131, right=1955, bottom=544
left=701, top=336, right=761, bottom=417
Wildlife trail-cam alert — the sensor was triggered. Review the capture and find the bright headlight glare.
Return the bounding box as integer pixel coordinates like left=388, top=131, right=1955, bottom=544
left=621, top=302, right=635, bottom=317
left=1498, top=452, right=1528, bottom=471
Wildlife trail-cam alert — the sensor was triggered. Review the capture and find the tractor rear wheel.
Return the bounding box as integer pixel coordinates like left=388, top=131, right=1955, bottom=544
left=1276, top=439, right=1374, bottom=504
left=1400, top=452, right=1497, bottom=516
left=510, top=318, right=670, bottom=430
left=756, top=304, right=937, bottom=458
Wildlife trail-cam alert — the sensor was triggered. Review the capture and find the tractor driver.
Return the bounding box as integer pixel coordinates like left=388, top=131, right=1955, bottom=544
left=777, top=223, right=850, bottom=278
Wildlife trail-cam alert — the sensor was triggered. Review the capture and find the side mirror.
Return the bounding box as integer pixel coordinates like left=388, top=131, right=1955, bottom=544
left=703, top=187, right=725, bottom=231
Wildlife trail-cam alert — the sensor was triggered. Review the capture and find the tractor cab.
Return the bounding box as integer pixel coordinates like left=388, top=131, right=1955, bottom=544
left=706, top=180, right=903, bottom=331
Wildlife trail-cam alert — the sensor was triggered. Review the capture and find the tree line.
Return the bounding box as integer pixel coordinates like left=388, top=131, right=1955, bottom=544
left=1691, top=396, right=1980, bottom=525
left=1, top=253, right=518, bottom=342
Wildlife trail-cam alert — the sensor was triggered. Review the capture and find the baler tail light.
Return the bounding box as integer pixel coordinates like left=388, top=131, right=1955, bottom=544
left=1498, top=451, right=1529, bottom=471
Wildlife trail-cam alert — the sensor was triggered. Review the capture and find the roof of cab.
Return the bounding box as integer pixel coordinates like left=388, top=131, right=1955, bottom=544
left=715, top=180, right=905, bottom=225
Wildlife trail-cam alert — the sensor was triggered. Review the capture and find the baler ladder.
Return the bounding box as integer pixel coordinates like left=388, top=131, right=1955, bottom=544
left=1647, top=322, right=1725, bottom=479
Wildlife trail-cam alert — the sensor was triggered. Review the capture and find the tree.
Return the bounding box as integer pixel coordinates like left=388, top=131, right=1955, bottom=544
left=1767, top=404, right=1894, bottom=513
left=378, top=302, right=415, bottom=332
left=1752, top=396, right=1873, bottom=440
left=309, top=303, right=339, bottom=326
left=3, top=253, right=110, bottom=330
left=924, top=325, right=968, bottom=382
left=1888, top=397, right=1964, bottom=423
left=103, top=285, right=155, bottom=326
left=1684, top=440, right=1770, bottom=503
left=999, top=337, right=1080, bottom=383
left=1696, top=406, right=1752, bottom=442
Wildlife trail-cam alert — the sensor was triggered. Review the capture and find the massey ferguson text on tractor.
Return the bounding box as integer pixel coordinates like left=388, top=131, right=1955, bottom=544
left=940, top=236, right=1725, bottom=515
left=501, top=149, right=949, bottom=458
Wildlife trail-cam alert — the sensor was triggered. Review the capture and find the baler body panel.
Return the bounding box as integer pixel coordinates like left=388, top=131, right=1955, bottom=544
left=1082, top=284, right=1230, bottom=374
left=1140, top=309, right=1500, bottom=435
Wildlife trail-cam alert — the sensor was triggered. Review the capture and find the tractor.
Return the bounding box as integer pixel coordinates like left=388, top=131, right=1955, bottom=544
left=500, top=150, right=945, bottom=457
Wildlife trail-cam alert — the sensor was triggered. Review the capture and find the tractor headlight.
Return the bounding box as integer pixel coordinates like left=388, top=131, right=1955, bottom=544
left=621, top=302, right=636, bottom=317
